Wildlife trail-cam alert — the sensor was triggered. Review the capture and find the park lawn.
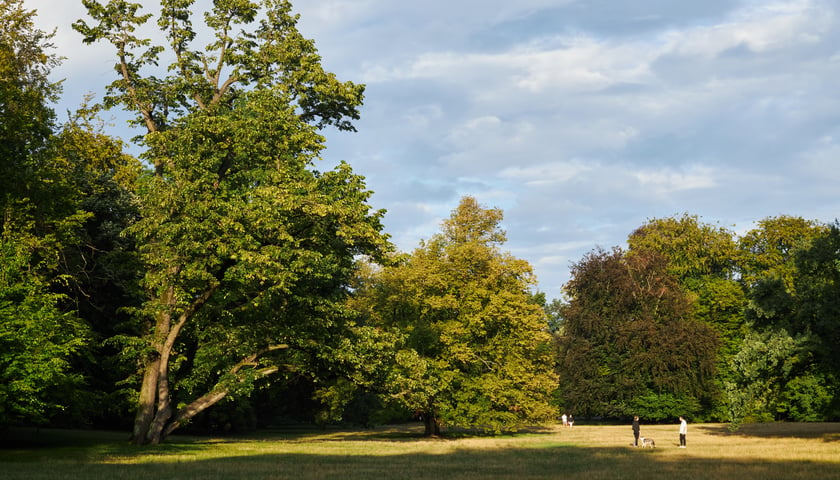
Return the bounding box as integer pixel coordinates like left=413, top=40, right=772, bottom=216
left=1, top=422, right=838, bottom=480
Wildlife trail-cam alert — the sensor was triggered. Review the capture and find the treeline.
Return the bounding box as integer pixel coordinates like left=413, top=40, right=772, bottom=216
left=555, top=214, right=840, bottom=425
left=1, top=0, right=554, bottom=444
left=1, top=0, right=838, bottom=445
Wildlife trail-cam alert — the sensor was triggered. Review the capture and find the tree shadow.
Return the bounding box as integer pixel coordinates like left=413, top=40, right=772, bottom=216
left=698, top=422, right=840, bottom=442
left=3, top=442, right=838, bottom=480
left=197, top=423, right=558, bottom=444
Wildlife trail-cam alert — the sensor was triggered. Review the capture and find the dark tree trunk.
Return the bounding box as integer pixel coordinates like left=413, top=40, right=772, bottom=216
left=423, top=410, right=441, bottom=437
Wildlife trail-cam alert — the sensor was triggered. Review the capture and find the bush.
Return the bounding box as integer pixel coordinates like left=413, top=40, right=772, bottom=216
left=629, top=392, right=700, bottom=422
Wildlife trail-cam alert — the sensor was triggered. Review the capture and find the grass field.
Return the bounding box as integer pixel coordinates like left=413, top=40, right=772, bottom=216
left=1, top=422, right=838, bottom=479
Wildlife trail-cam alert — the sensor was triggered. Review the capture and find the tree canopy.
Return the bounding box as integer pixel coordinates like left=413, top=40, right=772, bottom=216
left=0, top=0, right=92, bottom=427
left=557, top=247, right=719, bottom=420
left=73, top=0, right=388, bottom=444
left=351, top=197, right=557, bottom=435
left=3, top=1, right=840, bottom=438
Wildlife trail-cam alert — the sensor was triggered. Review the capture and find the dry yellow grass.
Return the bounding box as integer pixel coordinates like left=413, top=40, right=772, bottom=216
left=1, top=422, right=838, bottom=480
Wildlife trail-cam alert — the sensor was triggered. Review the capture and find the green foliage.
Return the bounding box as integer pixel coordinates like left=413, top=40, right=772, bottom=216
left=0, top=0, right=60, bottom=206
left=723, top=329, right=811, bottom=423
left=0, top=264, right=88, bottom=425
left=629, top=392, right=700, bottom=422
left=628, top=213, right=737, bottom=281
left=626, top=214, right=744, bottom=419
left=790, top=223, right=840, bottom=373
left=734, top=219, right=839, bottom=421
left=780, top=373, right=833, bottom=422
left=557, top=247, right=719, bottom=419
left=73, top=0, right=388, bottom=443
left=72, top=0, right=365, bottom=137
left=737, top=216, right=826, bottom=294
left=352, top=197, right=557, bottom=435
left=0, top=1, right=96, bottom=427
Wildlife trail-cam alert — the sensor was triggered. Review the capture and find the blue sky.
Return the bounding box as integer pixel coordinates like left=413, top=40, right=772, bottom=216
left=25, top=0, right=840, bottom=296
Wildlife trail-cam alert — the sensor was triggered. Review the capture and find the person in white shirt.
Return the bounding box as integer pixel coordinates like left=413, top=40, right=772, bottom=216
left=678, top=416, right=687, bottom=448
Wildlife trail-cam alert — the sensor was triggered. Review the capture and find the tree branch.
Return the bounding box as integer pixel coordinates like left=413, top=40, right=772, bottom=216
left=161, top=344, right=288, bottom=437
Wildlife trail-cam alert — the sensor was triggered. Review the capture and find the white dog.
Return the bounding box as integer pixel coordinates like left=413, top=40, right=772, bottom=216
left=640, top=437, right=656, bottom=448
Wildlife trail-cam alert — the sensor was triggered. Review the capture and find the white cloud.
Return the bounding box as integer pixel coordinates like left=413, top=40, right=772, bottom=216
left=500, top=161, right=593, bottom=186
left=20, top=0, right=840, bottom=294
left=661, top=0, right=833, bottom=58
left=633, top=165, right=717, bottom=195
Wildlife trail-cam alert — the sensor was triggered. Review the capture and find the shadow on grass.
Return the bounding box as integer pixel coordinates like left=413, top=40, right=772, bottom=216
left=2, top=427, right=839, bottom=480
left=187, top=424, right=558, bottom=444
left=699, top=422, right=840, bottom=442
left=1, top=444, right=838, bottom=480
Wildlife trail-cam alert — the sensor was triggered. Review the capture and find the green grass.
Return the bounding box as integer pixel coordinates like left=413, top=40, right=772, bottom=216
left=1, top=423, right=838, bottom=479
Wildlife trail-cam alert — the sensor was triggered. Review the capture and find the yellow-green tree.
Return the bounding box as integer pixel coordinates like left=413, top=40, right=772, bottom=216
left=352, top=197, right=557, bottom=436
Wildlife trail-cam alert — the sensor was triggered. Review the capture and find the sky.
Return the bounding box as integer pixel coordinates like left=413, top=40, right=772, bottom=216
left=23, top=0, right=840, bottom=296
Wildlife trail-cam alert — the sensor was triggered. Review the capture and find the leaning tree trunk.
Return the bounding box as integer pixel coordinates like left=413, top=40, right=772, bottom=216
left=133, top=338, right=285, bottom=444
left=132, top=278, right=222, bottom=445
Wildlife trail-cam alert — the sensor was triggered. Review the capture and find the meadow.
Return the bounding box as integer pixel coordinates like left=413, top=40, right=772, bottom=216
left=1, top=422, right=838, bottom=480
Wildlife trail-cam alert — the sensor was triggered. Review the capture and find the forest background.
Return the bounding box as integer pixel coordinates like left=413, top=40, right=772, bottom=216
left=2, top=0, right=839, bottom=446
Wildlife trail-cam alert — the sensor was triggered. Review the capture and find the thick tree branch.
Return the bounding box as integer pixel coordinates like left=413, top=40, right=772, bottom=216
left=161, top=344, right=289, bottom=437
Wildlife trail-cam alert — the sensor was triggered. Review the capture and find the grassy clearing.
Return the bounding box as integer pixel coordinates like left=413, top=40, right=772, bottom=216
left=1, top=422, right=838, bottom=480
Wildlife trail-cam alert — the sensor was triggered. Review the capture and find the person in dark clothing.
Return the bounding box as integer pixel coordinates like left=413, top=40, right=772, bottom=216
left=632, top=416, right=640, bottom=447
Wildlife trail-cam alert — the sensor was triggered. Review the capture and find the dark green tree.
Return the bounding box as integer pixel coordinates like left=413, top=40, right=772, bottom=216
left=0, top=0, right=90, bottom=427
left=787, top=223, right=840, bottom=418
left=46, top=110, right=144, bottom=427
left=729, top=216, right=835, bottom=422
left=74, top=0, right=388, bottom=444
left=739, top=216, right=827, bottom=330
left=557, top=247, right=719, bottom=419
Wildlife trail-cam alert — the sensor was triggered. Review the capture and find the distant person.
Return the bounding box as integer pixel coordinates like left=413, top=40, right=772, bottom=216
left=568, top=414, right=574, bottom=428
left=632, top=416, right=640, bottom=447
left=678, top=416, right=687, bottom=448
left=561, top=413, right=568, bottom=428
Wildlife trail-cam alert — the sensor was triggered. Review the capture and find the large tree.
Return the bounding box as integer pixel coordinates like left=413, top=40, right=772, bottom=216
left=738, top=216, right=827, bottom=329
left=791, top=223, right=840, bottom=375
left=74, top=0, right=388, bottom=444
left=557, top=247, right=719, bottom=420
left=627, top=214, right=744, bottom=418
left=737, top=216, right=826, bottom=293
left=0, top=0, right=58, bottom=200
left=780, top=223, right=840, bottom=419
left=47, top=109, right=145, bottom=427
left=725, top=216, right=835, bottom=422
left=351, top=197, right=557, bottom=436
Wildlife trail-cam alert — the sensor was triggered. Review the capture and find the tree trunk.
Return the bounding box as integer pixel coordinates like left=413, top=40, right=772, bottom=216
left=131, top=355, right=160, bottom=444
left=423, top=410, right=441, bottom=437
left=132, top=313, right=170, bottom=445
left=132, top=282, right=178, bottom=445
left=132, top=341, right=173, bottom=445
left=132, top=338, right=284, bottom=444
